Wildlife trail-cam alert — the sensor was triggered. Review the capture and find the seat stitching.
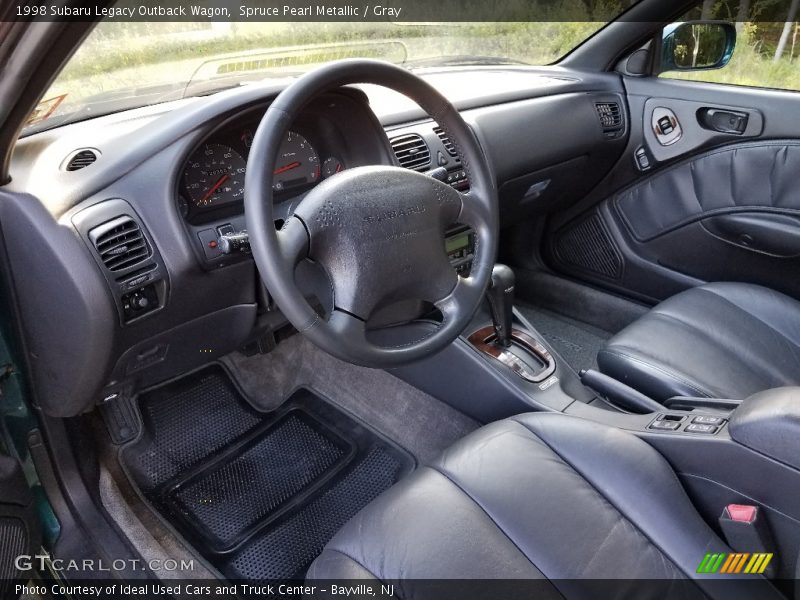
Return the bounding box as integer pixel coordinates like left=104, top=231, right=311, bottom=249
left=314, top=547, right=391, bottom=590
left=326, top=465, right=563, bottom=592
left=652, top=306, right=798, bottom=381
left=510, top=416, right=692, bottom=500
left=425, top=466, right=543, bottom=570
left=696, top=286, right=800, bottom=371
left=425, top=464, right=564, bottom=593
left=597, top=348, right=714, bottom=397
left=508, top=417, right=704, bottom=582
left=575, top=518, right=626, bottom=578
left=436, top=429, right=686, bottom=582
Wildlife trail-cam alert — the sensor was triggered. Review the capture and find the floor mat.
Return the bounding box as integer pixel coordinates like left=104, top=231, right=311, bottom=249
left=120, top=365, right=414, bottom=580
left=517, top=304, right=612, bottom=373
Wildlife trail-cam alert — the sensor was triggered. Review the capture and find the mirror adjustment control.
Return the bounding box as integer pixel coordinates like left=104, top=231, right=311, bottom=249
left=121, top=283, right=159, bottom=322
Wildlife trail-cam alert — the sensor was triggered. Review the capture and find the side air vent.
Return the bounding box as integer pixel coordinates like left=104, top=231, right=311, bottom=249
left=595, top=102, right=623, bottom=132
left=65, top=149, right=99, bottom=171
left=390, top=133, right=431, bottom=170
left=89, top=216, right=151, bottom=272
left=433, top=126, right=457, bottom=156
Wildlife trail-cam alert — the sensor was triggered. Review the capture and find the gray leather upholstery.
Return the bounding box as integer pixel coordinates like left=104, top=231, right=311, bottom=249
left=307, top=413, right=776, bottom=598
left=599, top=282, right=800, bottom=401
left=729, top=386, right=800, bottom=470
left=615, top=141, right=800, bottom=243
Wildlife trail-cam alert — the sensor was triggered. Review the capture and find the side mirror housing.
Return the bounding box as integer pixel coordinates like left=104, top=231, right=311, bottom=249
left=661, top=21, right=736, bottom=72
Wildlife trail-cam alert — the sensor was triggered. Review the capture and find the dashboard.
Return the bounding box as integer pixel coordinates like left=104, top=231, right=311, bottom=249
left=3, top=67, right=630, bottom=417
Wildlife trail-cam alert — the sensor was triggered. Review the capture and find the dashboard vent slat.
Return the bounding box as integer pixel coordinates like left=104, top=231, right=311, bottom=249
left=433, top=126, right=457, bottom=157
left=595, top=102, right=623, bottom=131
left=89, top=216, right=151, bottom=272
left=65, top=149, right=98, bottom=171
left=390, top=133, right=431, bottom=171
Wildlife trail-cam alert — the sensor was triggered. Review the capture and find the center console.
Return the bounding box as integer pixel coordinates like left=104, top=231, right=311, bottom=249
left=380, top=263, right=596, bottom=422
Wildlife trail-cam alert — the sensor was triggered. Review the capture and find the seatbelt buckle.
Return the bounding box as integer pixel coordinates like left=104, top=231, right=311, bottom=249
left=718, top=504, right=777, bottom=578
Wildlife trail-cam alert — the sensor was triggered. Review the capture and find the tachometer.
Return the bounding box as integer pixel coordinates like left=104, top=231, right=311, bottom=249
left=183, top=143, right=246, bottom=207
left=272, top=131, right=320, bottom=192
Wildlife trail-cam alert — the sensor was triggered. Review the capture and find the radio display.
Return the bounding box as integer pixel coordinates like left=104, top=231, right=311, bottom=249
left=446, top=233, right=469, bottom=254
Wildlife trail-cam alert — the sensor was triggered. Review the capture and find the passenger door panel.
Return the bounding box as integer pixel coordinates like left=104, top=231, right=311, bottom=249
left=548, top=77, right=800, bottom=303
left=641, top=96, right=763, bottom=162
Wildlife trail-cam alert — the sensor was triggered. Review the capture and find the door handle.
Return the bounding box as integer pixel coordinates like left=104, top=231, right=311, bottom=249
left=697, top=108, right=749, bottom=134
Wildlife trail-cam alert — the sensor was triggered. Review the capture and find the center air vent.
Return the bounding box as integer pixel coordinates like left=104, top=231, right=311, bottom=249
left=595, top=102, right=623, bottom=132
left=89, top=216, right=151, bottom=272
left=433, top=126, right=457, bottom=157
left=65, top=149, right=98, bottom=171
left=390, top=133, right=430, bottom=170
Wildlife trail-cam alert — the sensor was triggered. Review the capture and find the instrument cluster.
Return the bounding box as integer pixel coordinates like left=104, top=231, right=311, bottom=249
left=178, top=118, right=345, bottom=224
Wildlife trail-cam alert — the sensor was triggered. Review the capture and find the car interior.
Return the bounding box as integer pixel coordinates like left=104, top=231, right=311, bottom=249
left=2, top=0, right=800, bottom=598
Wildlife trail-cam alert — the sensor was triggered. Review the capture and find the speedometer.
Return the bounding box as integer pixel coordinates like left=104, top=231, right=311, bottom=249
left=183, top=143, right=246, bottom=207
left=272, top=131, right=320, bottom=192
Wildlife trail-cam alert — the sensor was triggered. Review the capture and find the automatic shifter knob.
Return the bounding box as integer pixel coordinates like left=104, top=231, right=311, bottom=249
left=487, top=264, right=515, bottom=347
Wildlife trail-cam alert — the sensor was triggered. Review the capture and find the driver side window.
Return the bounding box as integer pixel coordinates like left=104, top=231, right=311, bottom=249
left=661, top=0, right=800, bottom=92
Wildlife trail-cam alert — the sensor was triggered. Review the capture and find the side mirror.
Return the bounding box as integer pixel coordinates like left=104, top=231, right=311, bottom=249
left=661, top=21, right=736, bottom=72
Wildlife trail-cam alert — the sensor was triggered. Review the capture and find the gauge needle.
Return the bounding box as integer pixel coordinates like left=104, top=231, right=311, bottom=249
left=273, top=161, right=301, bottom=175
left=201, top=174, right=229, bottom=203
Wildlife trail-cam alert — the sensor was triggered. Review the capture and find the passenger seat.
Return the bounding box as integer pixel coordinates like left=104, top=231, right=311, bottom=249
left=598, top=282, right=800, bottom=401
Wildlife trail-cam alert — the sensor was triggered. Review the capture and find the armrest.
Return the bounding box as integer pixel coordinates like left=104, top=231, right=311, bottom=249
left=729, top=387, right=800, bottom=470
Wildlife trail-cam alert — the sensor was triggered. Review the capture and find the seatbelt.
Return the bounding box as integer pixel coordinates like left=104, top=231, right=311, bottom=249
left=717, top=504, right=777, bottom=578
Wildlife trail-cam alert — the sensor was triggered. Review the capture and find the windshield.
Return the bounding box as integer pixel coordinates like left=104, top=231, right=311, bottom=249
left=28, top=19, right=618, bottom=133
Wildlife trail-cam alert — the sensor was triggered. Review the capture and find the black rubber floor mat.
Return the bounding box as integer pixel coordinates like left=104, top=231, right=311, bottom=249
left=120, top=365, right=414, bottom=579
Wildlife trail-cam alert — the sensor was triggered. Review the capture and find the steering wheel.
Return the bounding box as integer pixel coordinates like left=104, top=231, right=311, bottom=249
left=244, top=59, right=498, bottom=368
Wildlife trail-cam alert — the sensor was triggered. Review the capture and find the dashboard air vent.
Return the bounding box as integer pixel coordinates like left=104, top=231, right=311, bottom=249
left=65, top=149, right=98, bottom=171
left=89, top=216, right=151, bottom=272
left=595, top=102, right=623, bottom=131
left=390, top=133, right=430, bottom=170
left=433, top=126, right=457, bottom=156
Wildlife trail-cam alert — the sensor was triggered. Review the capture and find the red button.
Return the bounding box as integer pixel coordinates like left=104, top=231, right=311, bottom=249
left=208, top=240, right=218, bottom=249
left=727, top=504, right=757, bottom=523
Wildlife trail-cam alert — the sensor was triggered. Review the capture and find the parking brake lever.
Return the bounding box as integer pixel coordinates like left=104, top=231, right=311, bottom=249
left=579, top=369, right=664, bottom=414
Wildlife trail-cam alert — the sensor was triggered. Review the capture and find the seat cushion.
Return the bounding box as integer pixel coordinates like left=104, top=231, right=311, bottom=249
left=307, top=413, right=777, bottom=598
left=598, top=282, right=800, bottom=401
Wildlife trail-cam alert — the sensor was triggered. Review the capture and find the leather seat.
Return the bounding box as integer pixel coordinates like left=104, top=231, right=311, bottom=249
left=307, top=413, right=777, bottom=598
left=598, top=282, right=800, bottom=402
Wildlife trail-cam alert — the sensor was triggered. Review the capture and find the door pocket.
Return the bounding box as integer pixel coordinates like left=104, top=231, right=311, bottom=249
left=701, top=212, right=800, bottom=258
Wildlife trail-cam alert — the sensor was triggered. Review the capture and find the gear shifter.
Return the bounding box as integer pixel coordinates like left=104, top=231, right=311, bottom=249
left=469, top=264, right=556, bottom=383
left=487, top=264, right=515, bottom=347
